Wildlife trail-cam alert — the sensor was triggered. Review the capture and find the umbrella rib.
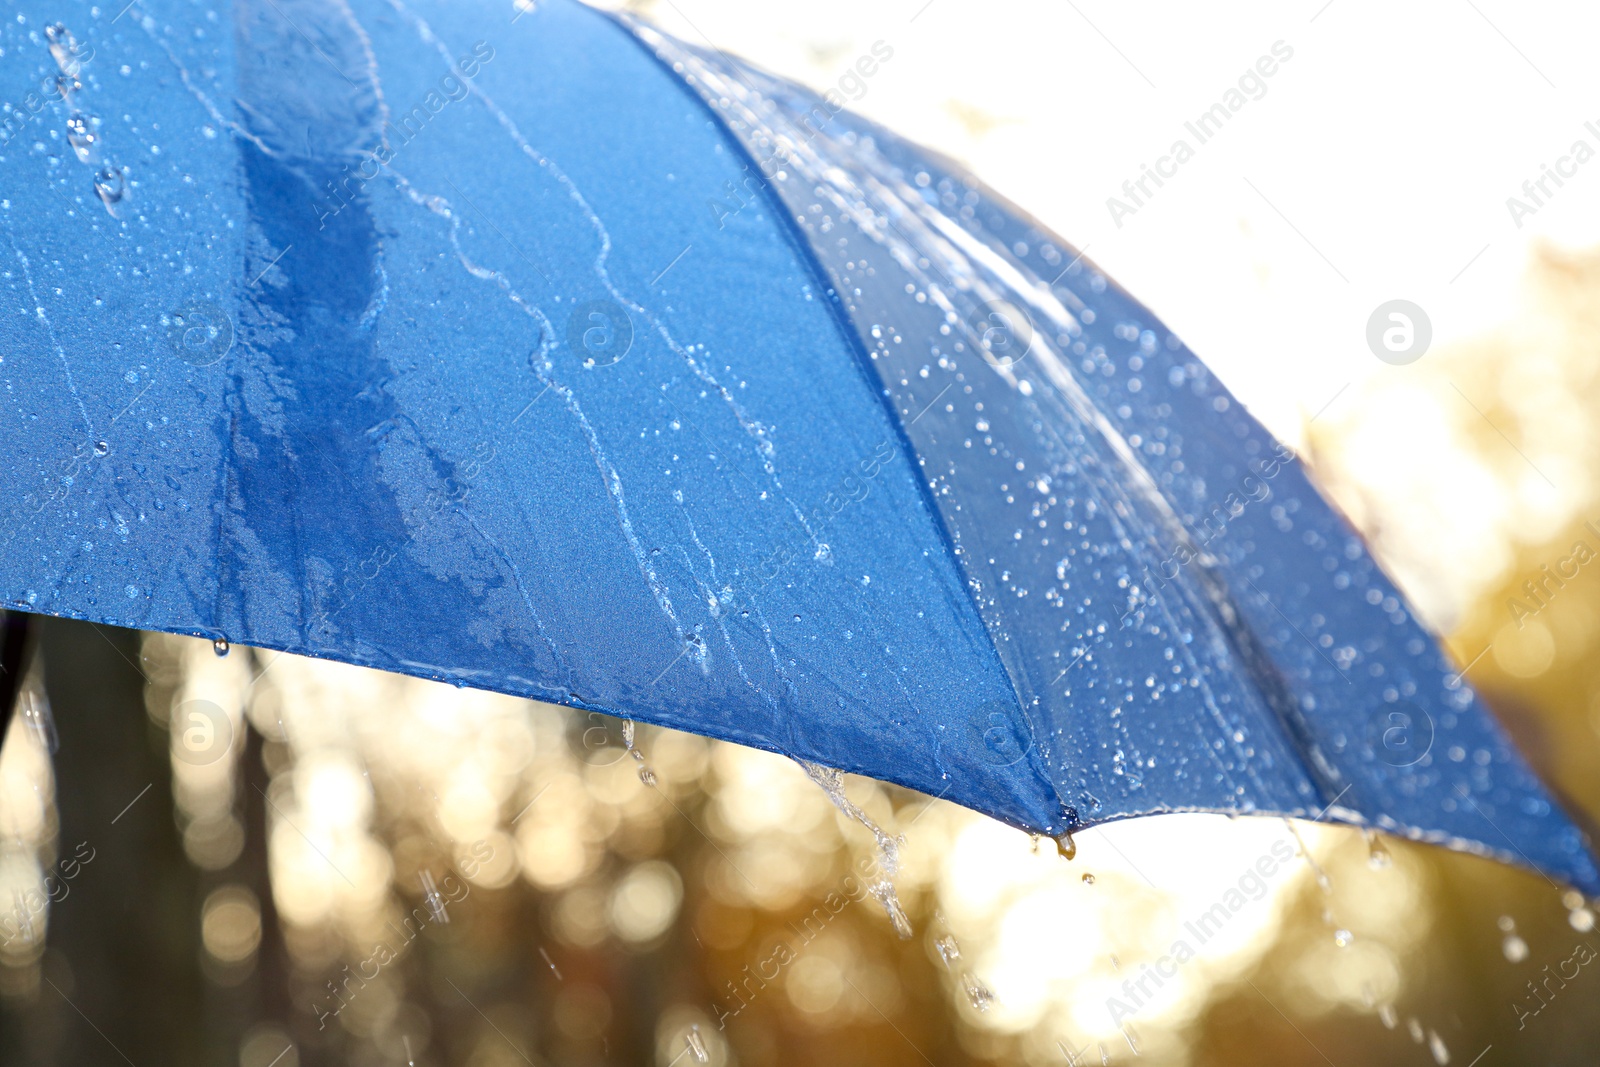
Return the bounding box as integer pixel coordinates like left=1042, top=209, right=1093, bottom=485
left=1242, top=577, right=1352, bottom=684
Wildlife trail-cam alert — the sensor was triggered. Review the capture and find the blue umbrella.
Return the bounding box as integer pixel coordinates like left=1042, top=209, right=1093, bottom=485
left=2, top=0, right=1594, bottom=891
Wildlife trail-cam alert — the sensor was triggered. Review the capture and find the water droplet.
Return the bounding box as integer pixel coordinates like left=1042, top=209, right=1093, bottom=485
left=45, top=23, right=83, bottom=76
left=637, top=767, right=657, bottom=787
left=1502, top=934, right=1528, bottom=962
left=1333, top=929, right=1353, bottom=948
left=419, top=869, right=450, bottom=924
left=1407, top=1018, right=1424, bottom=1044
left=1364, top=829, right=1390, bottom=869
left=20, top=688, right=59, bottom=754
left=1081, top=872, right=1095, bottom=886
left=1378, top=1004, right=1397, bottom=1029
left=55, top=73, right=81, bottom=99
left=92, top=439, right=109, bottom=456
left=685, top=1025, right=709, bottom=1064
left=1570, top=907, right=1595, bottom=932
left=65, top=112, right=96, bottom=162
left=1054, top=832, right=1076, bottom=861
left=934, top=934, right=961, bottom=967
left=94, top=167, right=126, bottom=210
left=800, top=759, right=911, bottom=937
left=212, top=637, right=230, bottom=657
left=1496, top=914, right=1516, bottom=933
left=1428, top=1030, right=1450, bottom=1065
left=870, top=880, right=913, bottom=939
left=961, top=972, right=994, bottom=1012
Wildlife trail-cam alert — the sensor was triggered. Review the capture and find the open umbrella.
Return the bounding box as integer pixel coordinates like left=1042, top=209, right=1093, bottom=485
left=2, top=0, right=1594, bottom=892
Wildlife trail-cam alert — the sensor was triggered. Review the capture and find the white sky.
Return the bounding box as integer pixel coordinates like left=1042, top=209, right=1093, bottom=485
left=600, top=0, right=1600, bottom=448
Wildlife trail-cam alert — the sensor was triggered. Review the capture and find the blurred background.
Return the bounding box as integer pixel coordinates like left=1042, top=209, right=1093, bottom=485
left=5, top=0, right=1600, bottom=1064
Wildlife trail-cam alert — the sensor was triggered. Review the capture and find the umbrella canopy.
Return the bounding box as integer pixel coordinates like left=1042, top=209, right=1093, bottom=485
left=2, top=0, right=1594, bottom=892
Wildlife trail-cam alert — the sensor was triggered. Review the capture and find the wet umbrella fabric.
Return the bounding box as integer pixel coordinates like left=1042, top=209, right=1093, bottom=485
left=0, top=0, right=1593, bottom=891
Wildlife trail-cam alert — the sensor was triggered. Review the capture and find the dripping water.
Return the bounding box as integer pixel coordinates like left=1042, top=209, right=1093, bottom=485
left=20, top=686, right=59, bottom=754
left=798, top=760, right=910, bottom=939
left=621, top=719, right=656, bottom=787
left=684, top=1025, right=709, bottom=1064
left=419, top=868, right=449, bottom=924
left=960, top=971, right=994, bottom=1012
left=1363, top=828, right=1391, bottom=869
